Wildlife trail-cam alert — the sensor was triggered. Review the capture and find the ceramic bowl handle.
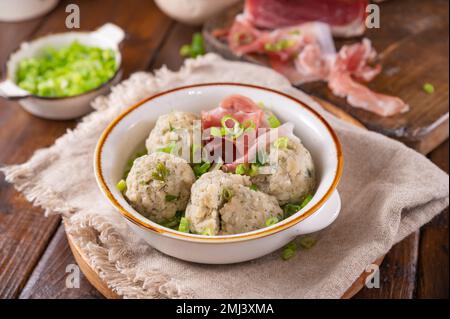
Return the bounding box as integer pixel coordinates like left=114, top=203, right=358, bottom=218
left=0, top=79, right=30, bottom=99
left=292, top=191, right=341, bottom=236
left=93, top=23, right=125, bottom=46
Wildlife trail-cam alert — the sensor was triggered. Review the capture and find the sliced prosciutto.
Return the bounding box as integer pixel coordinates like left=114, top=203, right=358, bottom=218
left=328, top=72, right=409, bottom=117
left=224, top=16, right=409, bottom=117
left=201, top=94, right=265, bottom=129
left=222, top=122, right=298, bottom=172
left=202, top=94, right=265, bottom=164
left=243, top=0, right=368, bottom=38
left=329, top=40, right=409, bottom=116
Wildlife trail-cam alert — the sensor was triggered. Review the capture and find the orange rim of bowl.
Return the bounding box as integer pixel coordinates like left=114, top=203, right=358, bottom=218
left=94, top=83, right=343, bottom=243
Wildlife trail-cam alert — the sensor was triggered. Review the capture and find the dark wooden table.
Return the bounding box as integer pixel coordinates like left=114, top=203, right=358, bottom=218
left=0, top=0, right=448, bottom=299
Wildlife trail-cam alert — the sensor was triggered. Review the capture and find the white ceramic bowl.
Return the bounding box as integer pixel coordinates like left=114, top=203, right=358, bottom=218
left=94, top=83, right=343, bottom=264
left=0, top=0, right=59, bottom=22
left=0, top=23, right=124, bottom=120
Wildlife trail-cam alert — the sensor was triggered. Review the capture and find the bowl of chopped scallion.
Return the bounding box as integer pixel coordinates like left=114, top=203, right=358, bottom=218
left=0, top=23, right=124, bottom=120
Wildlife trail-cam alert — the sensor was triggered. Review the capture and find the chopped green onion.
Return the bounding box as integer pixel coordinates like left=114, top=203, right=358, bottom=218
left=423, top=83, right=435, bottom=94
left=191, top=33, right=205, bottom=56
left=242, top=119, right=256, bottom=133
left=265, top=39, right=295, bottom=52
left=235, top=163, right=248, bottom=175
left=265, top=216, right=279, bottom=227
left=274, top=136, right=289, bottom=149
left=267, top=114, right=281, bottom=128
left=180, top=33, right=205, bottom=58
left=257, top=101, right=265, bottom=109
left=116, top=179, right=127, bottom=192
left=281, top=241, right=297, bottom=260
left=248, top=164, right=259, bottom=177
left=152, top=162, right=170, bottom=181
left=282, top=203, right=302, bottom=218
left=193, top=162, right=211, bottom=178
left=201, top=228, right=214, bottom=236
left=157, top=142, right=177, bottom=154
left=16, top=41, right=117, bottom=97
left=221, top=115, right=243, bottom=138
left=282, top=194, right=314, bottom=218
left=178, top=217, right=190, bottom=233
left=210, top=127, right=226, bottom=137
left=165, top=194, right=178, bottom=202
left=222, top=187, right=233, bottom=202
left=299, top=236, right=317, bottom=250
left=180, top=44, right=191, bottom=57
left=250, top=184, right=259, bottom=191
left=300, top=194, right=313, bottom=208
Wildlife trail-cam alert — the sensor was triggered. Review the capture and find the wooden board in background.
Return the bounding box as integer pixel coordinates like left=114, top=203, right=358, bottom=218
left=203, top=0, right=449, bottom=154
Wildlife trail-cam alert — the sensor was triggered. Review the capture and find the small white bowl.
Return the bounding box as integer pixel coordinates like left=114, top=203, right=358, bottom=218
left=94, top=83, right=343, bottom=264
left=0, top=23, right=124, bottom=120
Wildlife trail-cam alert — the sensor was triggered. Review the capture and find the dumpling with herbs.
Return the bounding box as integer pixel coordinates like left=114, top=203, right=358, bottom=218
left=145, top=111, right=199, bottom=158
left=125, top=152, right=195, bottom=223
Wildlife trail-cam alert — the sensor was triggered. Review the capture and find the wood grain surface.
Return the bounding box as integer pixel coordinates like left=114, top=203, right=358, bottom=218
left=203, top=0, right=449, bottom=154
left=0, top=0, right=447, bottom=299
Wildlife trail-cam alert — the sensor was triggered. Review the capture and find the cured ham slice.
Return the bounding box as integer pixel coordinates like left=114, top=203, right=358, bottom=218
left=243, top=0, right=368, bottom=38
left=328, top=72, right=409, bottom=117
left=201, top=94, right=264, bottom=129
left=223, top=123, right=298, bottom=172
left=329, top=39, right=409, bottom=116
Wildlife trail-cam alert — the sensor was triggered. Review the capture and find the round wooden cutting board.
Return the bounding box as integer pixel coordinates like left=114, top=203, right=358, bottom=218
left=65, top=100, right=384, bottom=299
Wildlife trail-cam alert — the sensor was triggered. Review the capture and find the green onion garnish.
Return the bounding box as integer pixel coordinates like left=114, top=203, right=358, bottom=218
left=165, top=194, right=178, bottom=202
left=250, top=184, right=259, bottom=191
left=242, top=119, right=256, bottom=133
left=178, top=217, right=190, bottom=233
left=152, top=162, right=170, bottom=181
left=157, top=142, right=177, bottom=154
left=116, top=179, right=127, bottom=192
left=281, top=241, right=297, bottom=260
left=300, top=194, right=313, bottom=208
left=193, top=162, right=211, bottom=178
left=123, top=150, right=147, bottom=179
left=265, top=216, right=279, bottom=227
left=235, top=163, right=248, bottom=175
left=282, top=194, right=314, bottom=218
left=267, top=114, right=281, bottom=128
left=423, top=83, right=435, bottom=94
left=264, top=39, right=295, bottom=52
left=210, top=127, right=226, bottom=137
left=248, top=164, right=259, bottom=177
left=201, top=228, right=214, bottom=236
left=282, top=203, right=301, bottom=218
left=274, top=136, right=289, bottom=149
left=180, top=32, right=205, bottom=58
left=222, top=187, right=233, bottom=202
left=299, top=236, right=317, bottom=250
left=221, top=115, right=243, bottom=138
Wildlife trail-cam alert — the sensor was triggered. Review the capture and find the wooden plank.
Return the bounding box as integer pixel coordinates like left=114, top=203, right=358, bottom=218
left=0, top=0, right=173, bottom=298
left=353, top=232, right=420, bottom=299
left=416, top=140, right=449, bottom=298
left=19, top=225, right=104, bottom=299
left=203, top=0, right=449, bottom=154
